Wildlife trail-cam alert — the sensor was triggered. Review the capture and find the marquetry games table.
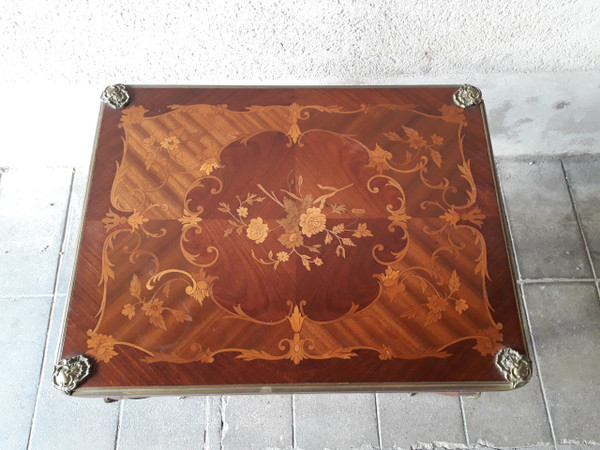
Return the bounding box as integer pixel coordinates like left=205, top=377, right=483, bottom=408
left=53, top=85, right=532, bottom=398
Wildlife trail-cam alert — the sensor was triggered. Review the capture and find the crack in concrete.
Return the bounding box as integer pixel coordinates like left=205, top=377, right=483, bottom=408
left=312, top=445, right=377, bottom=450
left=0, top=167, right=6, bottom=193
left=220, top=395, right=229, bottom=450
left=560, top=438, right=600, bottom=446
left=409, top=441, right=554, bottom=450
left=474, top=439, right=553, bottom=449
left=409, top=442, right=470, bottom=449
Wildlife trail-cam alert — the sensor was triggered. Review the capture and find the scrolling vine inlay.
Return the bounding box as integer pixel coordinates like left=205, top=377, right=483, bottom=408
left=84, top=97, right=505, bottom=368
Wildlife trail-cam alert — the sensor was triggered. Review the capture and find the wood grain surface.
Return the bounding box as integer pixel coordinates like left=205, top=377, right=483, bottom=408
left=61, top=87, right=527, bottom=392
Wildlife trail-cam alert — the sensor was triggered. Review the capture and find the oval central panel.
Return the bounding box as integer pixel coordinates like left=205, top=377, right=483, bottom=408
left=183, top=130, right=392, bottom=322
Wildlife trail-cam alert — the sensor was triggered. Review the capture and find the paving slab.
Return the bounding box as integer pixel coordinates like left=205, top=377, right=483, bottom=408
left=377, top=392, right=465, bottom=450
left=496, top=159, right=591, bottom=279
left=117, top=396, right=208, bottom=449
left=0, top=167, right=73, bottom=296
left=294, top=393, right=379, bottom=450
left=481, top=72, right=600, bottom=158
left=562, top=156, right=600, bottom=275
left=54, top=165, right=90, bottom=297
left=462, top=370, right=553, bottom=448
left=221, top=394, right=293, bottom=450
left=0, top=297, right=51, bottom=450
left=27, top=294, right=119, bottom=450
left=0, top=85, right=100, bottom=168
left=524, top=283, right=600, bottom=443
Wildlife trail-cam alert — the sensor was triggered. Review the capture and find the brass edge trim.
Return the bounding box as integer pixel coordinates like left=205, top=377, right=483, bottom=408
left=127, top=84, right=465, bottom=90
left=56, top=103, right=106, bottom=372
left=73, top=380, right=514, bottom=398
left=480, top=102, right=533, bottom=367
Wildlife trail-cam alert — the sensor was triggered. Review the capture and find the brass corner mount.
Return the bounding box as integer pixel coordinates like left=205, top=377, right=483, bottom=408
left=52, top=355, right=92, bottom=395
left=495, top=347, right=532, bottom=389
left=453, top=84, right=482, bottom=109
left=101, top=84, right=130, bottom=109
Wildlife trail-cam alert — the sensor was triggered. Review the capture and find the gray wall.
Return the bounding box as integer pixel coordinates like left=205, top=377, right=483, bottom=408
left=0, top=1, right=598, bottom=166
left=1, top=0, right=599, bottom=83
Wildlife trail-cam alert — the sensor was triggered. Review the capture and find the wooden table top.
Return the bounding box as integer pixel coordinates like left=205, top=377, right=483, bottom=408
left=57, top=86, right=531, bottom=397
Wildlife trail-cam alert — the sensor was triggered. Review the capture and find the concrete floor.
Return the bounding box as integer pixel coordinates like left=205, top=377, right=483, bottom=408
left=1, top=150, right=599, bottom=449
left=1, top=3, right=599, bottom=447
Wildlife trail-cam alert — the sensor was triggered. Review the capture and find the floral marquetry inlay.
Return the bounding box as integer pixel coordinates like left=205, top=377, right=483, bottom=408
left=64, top=88, right=525, bottom=389
left=217, top=180, right=374, bottom=270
